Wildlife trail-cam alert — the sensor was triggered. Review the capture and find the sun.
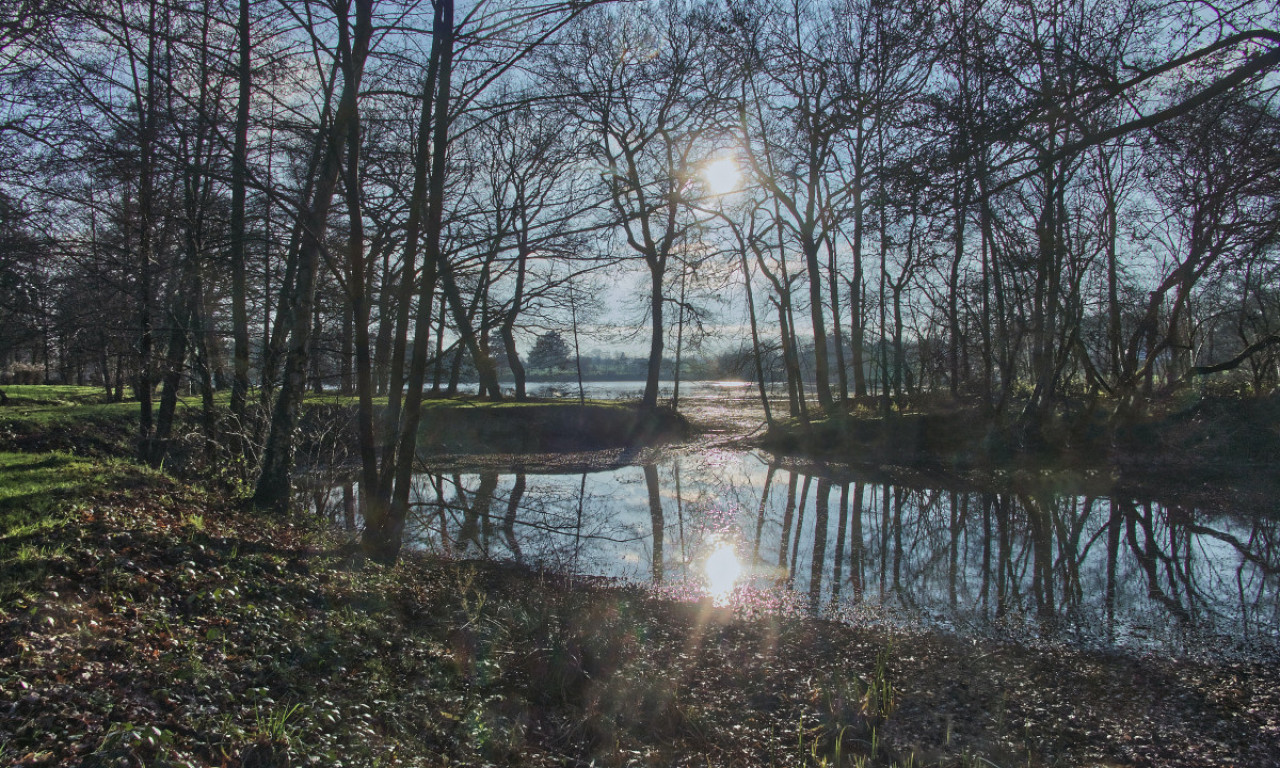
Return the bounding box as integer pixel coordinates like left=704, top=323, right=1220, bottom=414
left=702, top=156, right=741, bottom=195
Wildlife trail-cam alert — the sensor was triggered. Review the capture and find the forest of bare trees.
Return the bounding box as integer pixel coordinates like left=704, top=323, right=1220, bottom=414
left=1, top=0, right=1277, bottom=557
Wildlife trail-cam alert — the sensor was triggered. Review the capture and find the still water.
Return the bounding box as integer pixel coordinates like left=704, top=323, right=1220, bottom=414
left=317, top=448, right=1280, bottom=660
left=463, top=379, right=766, bottom=402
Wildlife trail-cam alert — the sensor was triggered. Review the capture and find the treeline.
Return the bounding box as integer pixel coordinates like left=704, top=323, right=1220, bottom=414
left=0, top=0, right=1277, bottom=556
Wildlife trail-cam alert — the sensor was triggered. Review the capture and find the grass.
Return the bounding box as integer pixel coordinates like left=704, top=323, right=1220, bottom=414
left=0, top=450, right=140, bottom=534
left=0, top=384, right=139, bottom=417
left=0, top=449, right=161, bottom=605
left=0, top=385, right=142, bottom=456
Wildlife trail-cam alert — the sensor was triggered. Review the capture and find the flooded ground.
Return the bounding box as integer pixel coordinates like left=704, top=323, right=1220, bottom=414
left=315, top=389, right=1280, bottom=661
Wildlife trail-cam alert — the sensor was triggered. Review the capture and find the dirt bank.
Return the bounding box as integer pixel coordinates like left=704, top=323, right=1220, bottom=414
left=759, top=393, right=1280, bottom=499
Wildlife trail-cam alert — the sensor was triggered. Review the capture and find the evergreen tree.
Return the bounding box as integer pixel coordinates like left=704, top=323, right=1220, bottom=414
left=528, top=331, right=571, bottom=371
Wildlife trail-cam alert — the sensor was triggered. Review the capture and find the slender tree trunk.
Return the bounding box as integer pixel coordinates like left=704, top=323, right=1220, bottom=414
left=431, top=298, right=446, bottom=394
left=437, top=256, right=501, bottom=400
left=229, top=0, right=252, bottom=420
left=1100, top=148, right=1123, bottom=381
left=571, top=295, right=585, bottom=405
left=949, top=176, right=969, bottom=397
left=344, top=83, right=381, bottom=532
left=878, top=193, right=891, bottom=414
left=194, top=269, right=218, bottom=451
left=155, top=289, right=193, bottom=445
left=500, top=245, right=529, bottom=400
left=340, top=299, right=354, bottom=394
left=134, top=1, right=161, bottom=450
left=379, top=38, right=441, bottom=478
left=826, top=235, right=849, bottom=404
left=672, top=266, right=687, bottom=410
left=804, top=237, right=833, bottom=411
left=258, top=61, right=340, bottom=414
left=372, top=250, right=393, bottom=394
left=308, top=300, right=323, bottom=394
left=740, top=247, right=772, bottom=426
left=775, top=298, right=800, bottom=418
left=850, top=128, right=868, bottom=398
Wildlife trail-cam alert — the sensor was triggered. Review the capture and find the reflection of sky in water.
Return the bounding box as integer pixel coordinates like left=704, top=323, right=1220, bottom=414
left=321, top=449, right=1280, bottom=660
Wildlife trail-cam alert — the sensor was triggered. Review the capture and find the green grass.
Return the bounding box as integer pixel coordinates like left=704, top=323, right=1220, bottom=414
left=300, top=390, right=631, bottom=410
left=0, top=449, right=160, bottom=605
left=0, top=384, right=237, bottom=457
left=416, top=398, right=633, bottom=412
left=2, top=385, right=633, bottom=426
left=0, top=451, right=122, bottom=534
left=0, top=384, right=112, bottom=405
left=0, top=384, right=137, bottom=428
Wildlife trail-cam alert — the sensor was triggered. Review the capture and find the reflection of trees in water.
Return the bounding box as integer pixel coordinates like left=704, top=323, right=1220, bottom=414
left=352, top=456, right=1280, bottom=652
left=729, top=463, right=1278, bottom=652
left=645, top=464, right=663, bottom=584
left=402, top=469, right=656, bottom=576
left=797, top=480, right=1280, bottom=649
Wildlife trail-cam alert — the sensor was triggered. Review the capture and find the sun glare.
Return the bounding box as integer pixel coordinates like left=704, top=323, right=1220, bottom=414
left=702, top=156, right=741, bottom=195
left=704, top=539, right=743, bottom=603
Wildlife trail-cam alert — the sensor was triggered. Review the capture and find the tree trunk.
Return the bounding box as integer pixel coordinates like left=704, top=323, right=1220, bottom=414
left=740, top=248, right=772, bottom=426
left=804, top=237, right=833, bottom=411
left=641, top=257, right=665, bottom=410
left=134, top=0, right=161, bottom=450
left=229, top=0, right=252, bottom=420
left=372, top=249, right=393, bottom=394
left=344, top=80, right=381, bottom=533
left=253, top=0, right=373, bottom=513
left=849, top=130, right=868, bottom=398
left=501, top=245, right=530, bottom=401
left=380, top=35, right=442, bottom=475
left=826, top=234, right=848, bottom=404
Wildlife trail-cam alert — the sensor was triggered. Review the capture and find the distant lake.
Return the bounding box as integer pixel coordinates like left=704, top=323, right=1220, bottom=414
left=465, top=379, right=773, bottom=401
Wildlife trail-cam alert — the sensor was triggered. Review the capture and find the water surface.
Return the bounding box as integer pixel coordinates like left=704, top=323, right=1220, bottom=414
left=318, top=447, right=1280, bottom=660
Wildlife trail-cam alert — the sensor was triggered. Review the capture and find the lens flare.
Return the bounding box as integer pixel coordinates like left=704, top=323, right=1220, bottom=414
left=704, top=539, right=742, bottom=604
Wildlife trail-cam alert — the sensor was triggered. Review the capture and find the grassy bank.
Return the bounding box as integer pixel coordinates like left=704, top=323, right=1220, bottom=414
left=0, top=386, right=690, bottom=465
left=0, top=387, right=139, bottom=457
left=762, top=392, right=1280, bottom=488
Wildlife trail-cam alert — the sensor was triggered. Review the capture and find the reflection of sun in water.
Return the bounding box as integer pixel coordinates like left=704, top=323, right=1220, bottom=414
left=702, top=157, right=741, bottom=195
left=704, top=539, right=742, bottom=604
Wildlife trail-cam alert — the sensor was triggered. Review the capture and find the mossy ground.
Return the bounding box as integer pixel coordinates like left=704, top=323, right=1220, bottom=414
left=1, top=386, right=1278, bottom=766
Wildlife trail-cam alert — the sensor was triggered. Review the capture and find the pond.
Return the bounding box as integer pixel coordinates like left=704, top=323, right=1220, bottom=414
left=315, top=445, right=1280, bottom=661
